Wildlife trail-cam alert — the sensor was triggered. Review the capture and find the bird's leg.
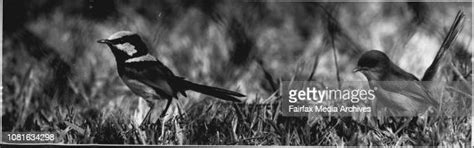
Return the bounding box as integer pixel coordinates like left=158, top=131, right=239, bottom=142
left=158, top=98, right=173, bottom=141
left=140, top=111, right=151, bottom=129
left=140, top=100, right=154, bottom=129
left=176, top=100, right=186, bottom=118
left=159, top=118, right=166, bottom=141
left=161, top=98, right=173, bottom=117
left=174, top=100, right=184, bottom=145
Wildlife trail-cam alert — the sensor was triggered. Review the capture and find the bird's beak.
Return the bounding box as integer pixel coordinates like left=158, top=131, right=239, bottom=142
left=97, top=39, right=110, bottom=44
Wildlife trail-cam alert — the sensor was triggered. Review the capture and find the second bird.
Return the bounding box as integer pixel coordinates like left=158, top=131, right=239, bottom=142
left=354, top=50, right=439, bottom=116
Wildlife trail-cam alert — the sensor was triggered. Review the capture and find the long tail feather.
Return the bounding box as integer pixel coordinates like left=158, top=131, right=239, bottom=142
left=422, top=10, right=465, bottom=81
left=183, top=80, right=244, bottom=102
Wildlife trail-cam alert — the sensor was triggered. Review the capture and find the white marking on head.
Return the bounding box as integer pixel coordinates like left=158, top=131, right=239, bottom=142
left=125, top=54, right=157, bottom=63
left=107, top=31, right=136, bottom=40
left=115, top=43, right=137, bottom=56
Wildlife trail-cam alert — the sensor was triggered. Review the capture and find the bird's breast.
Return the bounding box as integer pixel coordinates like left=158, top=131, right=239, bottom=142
left=120, top=76, right=162, bottom=100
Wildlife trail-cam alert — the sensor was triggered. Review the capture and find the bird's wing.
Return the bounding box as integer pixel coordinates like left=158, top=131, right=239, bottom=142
left=122, top=61, right=182, bottom=98
left=380, top=81, right=438, bottom=106
left=381, top=66, right=439, bottom=106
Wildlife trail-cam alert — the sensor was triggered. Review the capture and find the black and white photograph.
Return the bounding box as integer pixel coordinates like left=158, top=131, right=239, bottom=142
left=1, top=0, right=472, bottom=146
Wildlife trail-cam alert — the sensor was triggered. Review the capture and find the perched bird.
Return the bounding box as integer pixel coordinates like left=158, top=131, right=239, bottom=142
left=97, top=31, right=245, bottom=131
left=353, top=50, right=439, bottom=116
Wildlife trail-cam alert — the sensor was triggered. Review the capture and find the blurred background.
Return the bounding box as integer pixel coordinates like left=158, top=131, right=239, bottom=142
left=2, top=0, right=472, bottom=145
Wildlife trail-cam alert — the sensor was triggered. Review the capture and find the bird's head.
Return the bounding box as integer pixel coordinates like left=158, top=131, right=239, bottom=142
left=353, top=50, right=392, bottom=81
left=98, top=31, right=150, bottom=62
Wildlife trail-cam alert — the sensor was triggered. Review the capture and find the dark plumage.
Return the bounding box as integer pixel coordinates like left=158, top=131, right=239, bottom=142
left=97, top=31, right=245, bottom=130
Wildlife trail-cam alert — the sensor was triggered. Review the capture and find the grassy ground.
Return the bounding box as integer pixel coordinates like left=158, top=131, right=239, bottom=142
left=2, top=0, right=472, bottom=146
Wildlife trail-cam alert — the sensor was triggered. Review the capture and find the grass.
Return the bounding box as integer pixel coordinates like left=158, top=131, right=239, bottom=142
left=2, top=0, right=472, bottom=146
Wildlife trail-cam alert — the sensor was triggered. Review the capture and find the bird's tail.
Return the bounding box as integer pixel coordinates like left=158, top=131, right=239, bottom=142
left=182, top=80, right=244, bottom=102
left=422, top=10, right=464, bottom=81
